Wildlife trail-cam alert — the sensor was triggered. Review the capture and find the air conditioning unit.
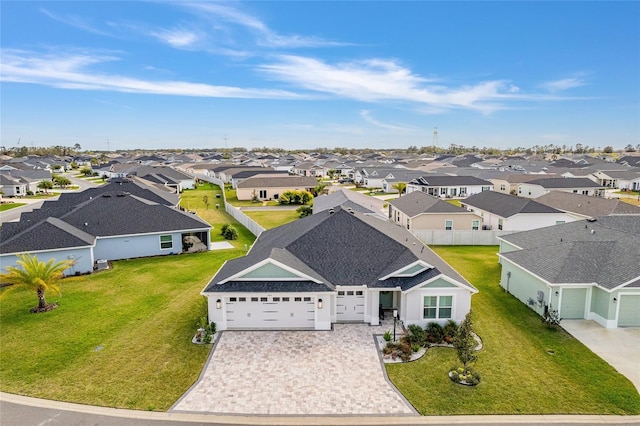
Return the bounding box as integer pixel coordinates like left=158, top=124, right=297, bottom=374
left=536, top=290, right=544, bottom=303
left=96, top=259, right=109, bottom=270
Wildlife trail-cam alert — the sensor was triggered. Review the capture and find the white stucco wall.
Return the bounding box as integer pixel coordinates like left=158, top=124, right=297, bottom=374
left=402, top=285, right=472, bottom=328
left=93, top=232, right=184, bottom=260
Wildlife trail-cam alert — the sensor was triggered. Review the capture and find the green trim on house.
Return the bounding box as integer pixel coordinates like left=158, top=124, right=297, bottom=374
left=421, top=277, right=457, bottom=288
left=239, top=262, right=301, bottom=279
left=397, top=263, right=425, bottom=276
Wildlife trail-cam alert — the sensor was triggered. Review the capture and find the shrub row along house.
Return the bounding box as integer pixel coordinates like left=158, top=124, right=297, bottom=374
left=203, top=206, right=477, bottom=331
left=0, top=178, right=211, bottom=275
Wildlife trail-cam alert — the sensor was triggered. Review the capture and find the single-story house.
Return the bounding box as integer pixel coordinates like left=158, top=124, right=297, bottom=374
left=489, top=174, right=549, bottom=195
left=0, top=174, right=27, bottom=197
left=534, top=191, right=640, bottom=220
left=497, top=216, right=640, bottom=328
left=460, top=190, right=576, bottom=231
left=590, top=170, right=640, bottom=190
left=236, top=176, right=318, bottom=201
left=389, top=191, right=483, bottom=231
left=406, top=175, right=493, bottom=198
left=517, top=177, right=604, bottom=198
left=203, top=206, right=477, bottom=331
left=313, top=189, right=386, bottom=217
left=1, top=190, right=211, bottom=276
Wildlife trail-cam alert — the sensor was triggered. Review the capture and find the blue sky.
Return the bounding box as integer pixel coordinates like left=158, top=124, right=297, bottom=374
left=1, top=1, right=638, bottom=151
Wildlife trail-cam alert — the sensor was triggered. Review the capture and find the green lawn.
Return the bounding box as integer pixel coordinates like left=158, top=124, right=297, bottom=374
left=446, top=199, right=462, bottom=207
left=180, top=184, right=256, bottom=246
left=224, top=188, right=279, bottom=207
left=0, top=203, right=26, bottom=212
left=244, top=210, right=300, bottom=229
left=0, top=251, right=233, bottom=411
left=386, top=246, right=640, bottom=415
left=0, top=182, right=256, bottom=410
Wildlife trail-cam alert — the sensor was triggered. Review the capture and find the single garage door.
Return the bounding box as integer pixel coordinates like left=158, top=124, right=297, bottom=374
left=226, top=295, right=315, bottom=329
left=336, top=289, right=365, bottom=321
left=618, top=295, right=640, bottom=327
left=560, top=288, right=587, bottom=319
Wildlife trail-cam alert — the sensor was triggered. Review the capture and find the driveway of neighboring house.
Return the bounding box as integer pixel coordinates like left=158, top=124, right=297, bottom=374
left=562, top=320, right=640, bottom=394
left=171, top=324, right=417, bottom=416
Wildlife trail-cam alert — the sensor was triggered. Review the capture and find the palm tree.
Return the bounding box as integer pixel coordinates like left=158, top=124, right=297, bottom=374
left=392, top=182, right=407, bottom=197
left=37, top=179, right=54, bottom=194
left=0, top=254, right=73, bottom=313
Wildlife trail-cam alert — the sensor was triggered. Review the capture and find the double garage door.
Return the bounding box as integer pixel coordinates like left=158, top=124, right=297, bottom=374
left=226, top=295, right=315, bottom=329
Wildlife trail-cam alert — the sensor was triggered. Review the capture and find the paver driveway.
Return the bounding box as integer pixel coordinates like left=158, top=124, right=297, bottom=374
left=172, top=324, right=417, bottom=415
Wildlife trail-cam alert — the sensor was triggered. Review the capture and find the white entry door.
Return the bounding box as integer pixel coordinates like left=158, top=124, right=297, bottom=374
left=336, top=289, right=365, bottom=321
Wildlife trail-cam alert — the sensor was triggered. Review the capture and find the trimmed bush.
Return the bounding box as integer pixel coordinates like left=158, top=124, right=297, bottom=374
left=425, top=322, right=445, bottom=344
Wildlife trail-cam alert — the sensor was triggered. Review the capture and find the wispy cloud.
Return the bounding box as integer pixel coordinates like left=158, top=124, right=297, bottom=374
left=179, top=2, right=350, bottom=49
left=0, top=49, right=301, bottom=99
left=360, top=110, right=413, bottom=131
left=540, top=77, right=587, bottom=92
left=258, top=55, right=557, bottom=113
left=150, top=27, right=201, bottom=48
left=40, top=8, right=112, bottom=36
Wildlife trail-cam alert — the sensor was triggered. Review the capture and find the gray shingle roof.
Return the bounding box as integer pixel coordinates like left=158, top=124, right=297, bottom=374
left=312, top=189, right=386, bottom=215
left=462, top=191, right=562, bottom=217
left=524, top=177, right=602, bottom=188
left=204, top=207, right=475, bottom=294
left=499, top=216, right=640, bottom=290
left=389, top=191, right=469, bottom=217
left=1, top=192, right=211, bottom=254
left=409, top=175, right=493, bottom=186
left=236, top=176, right=318, bottom=188
left=535, top=191, right=640, bottom=217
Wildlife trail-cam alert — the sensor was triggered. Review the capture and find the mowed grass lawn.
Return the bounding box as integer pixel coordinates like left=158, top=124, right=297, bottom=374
left=387, top=246, right=640, bottom=415
left=1, top=182, right=256, bottom=411
left=244, top=209, right=300, bottom=229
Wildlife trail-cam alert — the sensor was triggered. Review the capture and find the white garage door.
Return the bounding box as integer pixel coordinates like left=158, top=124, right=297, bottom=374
left=618, top=295, right=640, bottom=327
left=336, top=289, right=365, bottom=321
left=226, top=295, right=315, bottom=329
left=560, top=288, right=587, bottom=319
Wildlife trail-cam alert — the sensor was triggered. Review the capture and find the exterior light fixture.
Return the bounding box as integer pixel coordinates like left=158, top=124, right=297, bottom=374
left=216, top=299, right=222, bottom=309
left=393, top=309, right=399, bottom=342
left=318, top=298, right=323, bottom=309
left=613, top=297, right=617, bottom=303
left=555, top=291, right=559, bottom=296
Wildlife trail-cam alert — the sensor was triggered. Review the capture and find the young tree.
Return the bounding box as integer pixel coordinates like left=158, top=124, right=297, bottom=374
left=0, top=254, right=73, bottom=313
left=392, top=182, right=407, bottom=197
left=453, top=311, right=478, bottom=371
left=54, top=175, right=72, bottom=189
left=202, top=195, right=209, bottom=209
left=37, top=179, right=54, bottom=194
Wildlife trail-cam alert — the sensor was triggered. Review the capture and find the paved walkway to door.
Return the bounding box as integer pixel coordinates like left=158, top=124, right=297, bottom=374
left=171, top=324, right=417, bottom=416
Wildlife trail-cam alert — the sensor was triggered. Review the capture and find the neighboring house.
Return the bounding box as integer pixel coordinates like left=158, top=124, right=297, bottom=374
left=230, top=170, right=289, bottom=189
left=461, top=191, right=575, bottom=231
left=388, top=191, right=482, bottom=231
left=1, top=189, right=210, bottom=276
left=203, top=207, right=477, bottom=331
left=236, top=176, right=318, bottom=201
left=406, top=175, right=493, bottom=198
left=535, top=191, right=640, bottom=220
left=590, top=170, right=640, bottom=191
left=313, top=189, right=386, bottom=217
left=489, top=174, right=548, bottom=195
left=497, top=216, right=640, bottom=328
left=517, top=177, right=604, bottom=198
left=0, top=174, right=27, bottom=197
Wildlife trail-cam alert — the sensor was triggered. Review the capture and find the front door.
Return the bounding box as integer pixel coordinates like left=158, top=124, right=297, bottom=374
left=336, top=289, right=365, bottom=321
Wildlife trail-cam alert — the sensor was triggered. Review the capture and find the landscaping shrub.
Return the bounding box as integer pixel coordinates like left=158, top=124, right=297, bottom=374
left=406, top=324, right=426, bottom=346
left=220, top=223, right=238, bottom=240
left=425, top=322, right=445, bottom=344
left=384, top=340, right=413, bottom=362
left=443, top=320, right=459, bottom=343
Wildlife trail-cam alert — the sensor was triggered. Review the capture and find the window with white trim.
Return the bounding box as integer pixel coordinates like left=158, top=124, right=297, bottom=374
left=472, top=220, right=480, bottom=230
left=445, top=220, right=453, bottom=231
left=498, top=218, right=503, bottom=230
left=423, top=295, right=453, bottom=319
left=160, top=235, right=173, bottom=249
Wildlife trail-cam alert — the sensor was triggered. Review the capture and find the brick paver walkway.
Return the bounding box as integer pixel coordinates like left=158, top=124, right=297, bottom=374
left=172, top=324, right=416, bottom=415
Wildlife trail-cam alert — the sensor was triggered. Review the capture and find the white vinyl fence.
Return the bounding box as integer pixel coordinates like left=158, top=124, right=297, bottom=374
left=199, top=176, right=265, bottom=237
left=412, top=229, right=516, bottom=245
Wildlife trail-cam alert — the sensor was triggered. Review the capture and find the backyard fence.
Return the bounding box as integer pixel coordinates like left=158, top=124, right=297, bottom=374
left=412, top=229, right=516, bottom=246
